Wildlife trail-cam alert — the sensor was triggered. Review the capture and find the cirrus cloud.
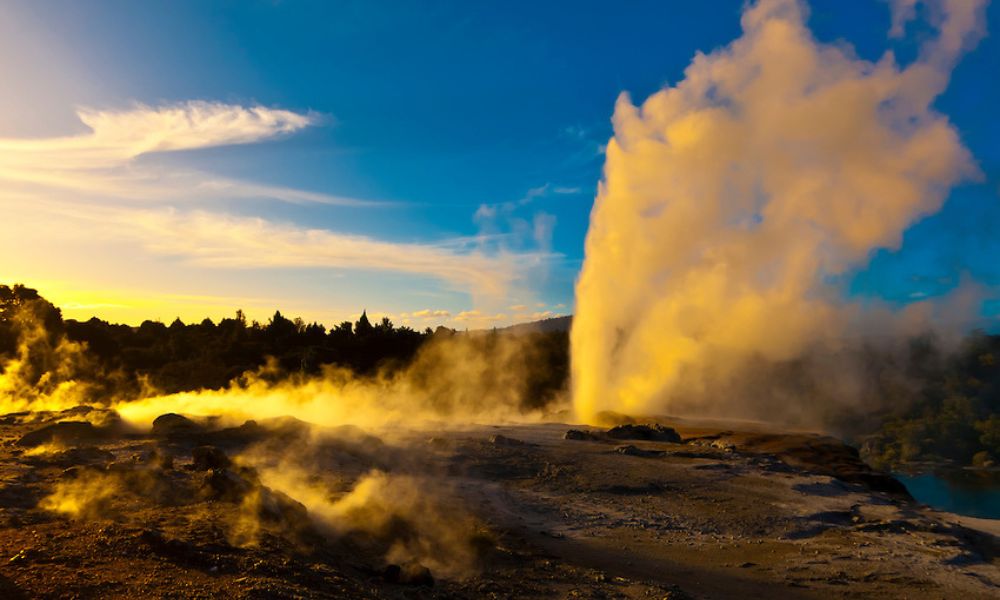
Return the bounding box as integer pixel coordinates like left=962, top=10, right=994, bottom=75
left=0, top=101, right=555, bottom=317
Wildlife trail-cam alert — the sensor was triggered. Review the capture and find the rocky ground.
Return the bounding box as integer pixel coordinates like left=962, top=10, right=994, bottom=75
left=0, top=408, right=997, bottom=599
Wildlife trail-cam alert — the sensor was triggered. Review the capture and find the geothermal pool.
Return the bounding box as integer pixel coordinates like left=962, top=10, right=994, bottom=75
left=896, top=471, right=1000, bottom=520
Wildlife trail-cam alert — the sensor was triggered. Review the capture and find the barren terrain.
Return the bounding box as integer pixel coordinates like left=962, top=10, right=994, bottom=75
left=0, top=409, right=997, bottom=599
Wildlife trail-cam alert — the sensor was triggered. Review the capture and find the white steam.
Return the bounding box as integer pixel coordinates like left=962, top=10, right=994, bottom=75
left=571, top=0, right=987, bottom=422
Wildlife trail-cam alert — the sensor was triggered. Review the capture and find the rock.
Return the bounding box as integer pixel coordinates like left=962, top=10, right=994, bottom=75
left=60, top=407, right=121, bottom=428
left=711, top=440, right=737, bottom=452
left=151, top=413, right=203, bottom=437
left=383, top=563, right=434, bottom=586
left=489, top=434, right=529, bottom=447
left=7, top=548, right=35, bottom=564
left=606, top=424, right=681, bottom=443
left=427, top=437, right=450, bottom=449
left=201, top=468, right=253, bottom=501
left=254, top=487, right=309, bottom=527
left=26, top=447, right=114, bottom=467
left=614, top=445, right=665, bottom=458
left=846, top=471, right=911, bottom=498
left=744, top=434, right=913, bottom=499
left=139, top=448, right=174, bottom=470
left=137, top=530, right=207, bottom=566
left=156, top=452, right=174, bottom=470
left=0, top=573, right=26, bottom=600
left=16, top=421, right=107, bottom=447
left=60, top=466, right=84, bottom=479
left=191, top=446, right=231, bottom=471
left=382, top=564, right=402, bottom=582
left=564, top=429, right=601, bottom=441
left=199, top=420, right=269, bottom=445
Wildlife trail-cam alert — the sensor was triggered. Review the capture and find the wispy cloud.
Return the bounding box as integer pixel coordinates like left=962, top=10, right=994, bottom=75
left=1, top=101, right=314, bottom=160
left=0, top=101, right=379, bottom=207
left=409, top=309, right=452, bottom=318
left=474, top=182, right=579, bottom=218
left=0, top=100, right=553, bottom=308
left=474, top=183, right=569, bottom=256
left=454, top=309, right=508, bottom=326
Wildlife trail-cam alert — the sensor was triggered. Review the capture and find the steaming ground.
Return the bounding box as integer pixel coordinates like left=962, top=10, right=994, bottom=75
left=0, top=409, right=997, bottom=598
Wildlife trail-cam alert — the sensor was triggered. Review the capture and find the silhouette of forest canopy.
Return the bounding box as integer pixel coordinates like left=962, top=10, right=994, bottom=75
left=1, top=283, right=998, bottom=468
left=0, top=284, right=567, bottom=403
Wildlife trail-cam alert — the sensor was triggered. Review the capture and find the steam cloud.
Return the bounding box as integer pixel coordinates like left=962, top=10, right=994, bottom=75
left=571, top=0, right=987, bottom=423
left=113, top=330, right=564, bottom=432
left=252, top=465, right=487, bottom=578
left=0, top=298, right=99, bottom=413
left=1, top=304, right=564, bottom=429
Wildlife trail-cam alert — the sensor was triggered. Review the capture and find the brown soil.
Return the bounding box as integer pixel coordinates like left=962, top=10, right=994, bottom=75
left=0, top=409, right=997, bottom=598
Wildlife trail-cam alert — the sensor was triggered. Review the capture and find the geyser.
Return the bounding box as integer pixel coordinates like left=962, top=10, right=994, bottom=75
left=571, top=0, right=986, bottom=423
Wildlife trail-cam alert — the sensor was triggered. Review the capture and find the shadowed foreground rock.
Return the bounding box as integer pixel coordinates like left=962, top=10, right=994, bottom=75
left=191, top=445, right=232, bottom=471
left=606, top=423, right=682, bottom=443
left=564, top=429, right=602, bottom=441
left=16, top=421, right=110, bottom=447
left=151, top=413, right=204, bottom=437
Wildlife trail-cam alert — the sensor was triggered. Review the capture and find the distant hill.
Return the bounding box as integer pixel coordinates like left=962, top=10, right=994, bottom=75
left=496, top=315, right=571, bottom=334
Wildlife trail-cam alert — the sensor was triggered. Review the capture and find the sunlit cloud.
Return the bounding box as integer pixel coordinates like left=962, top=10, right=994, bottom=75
left=4, top=194, right=547, bottom=301
left=0, top=101, right=555, bottom=317
left=0, top=101, right=378, bottom=207
left=410, top=309, right=452, bottom=318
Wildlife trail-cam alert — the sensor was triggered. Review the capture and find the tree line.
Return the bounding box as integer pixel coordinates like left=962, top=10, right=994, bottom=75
left=0, top=284, right=567, bottom=407
left=860, top=332, right=1000, bottom=469
left=2, top=282, right=998, bottom=467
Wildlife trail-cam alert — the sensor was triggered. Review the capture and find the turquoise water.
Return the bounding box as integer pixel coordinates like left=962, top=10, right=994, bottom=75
left=895, top=471, right=1000, bottom=520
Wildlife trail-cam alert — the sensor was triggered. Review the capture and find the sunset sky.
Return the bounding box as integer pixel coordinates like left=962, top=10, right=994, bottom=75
left=1, top=0, right=998, bottom=329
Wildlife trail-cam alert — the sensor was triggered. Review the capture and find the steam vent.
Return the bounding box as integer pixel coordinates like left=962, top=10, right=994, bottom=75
left=1, top=0, right=999, bottom=597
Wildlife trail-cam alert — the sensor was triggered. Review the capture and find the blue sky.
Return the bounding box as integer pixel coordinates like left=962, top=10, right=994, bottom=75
left=0, top=0, right=998, bottom=328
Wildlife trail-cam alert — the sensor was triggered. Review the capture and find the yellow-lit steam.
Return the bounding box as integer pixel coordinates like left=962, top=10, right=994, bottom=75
left=2, top=286, right=562, bottom=432
left=114, top=330, right=561, bottom=431
left=252, top=466, right=486, bottom=578
left=41, top=472, right=119, bottom=520
left=0, top=301, right=97, bottom=414
left=571, top=0, right=986, bottom=422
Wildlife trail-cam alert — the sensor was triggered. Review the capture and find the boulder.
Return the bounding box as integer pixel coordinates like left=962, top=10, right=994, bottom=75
left=191, top=445, right=231, bottom=471
left=489, top=434, right=529, bottom=447
left=254, top=487, right=310, bottom=528
left=615, top=445, right=665, bottom=458
left=16, top=421, right=106, bottom=447
left=383, top=563, right=434, bottom=586
left=606, top=424, right=681, bottom=443
left=201, top=468, right=254, bottom=501
left=564, top=429, right=601, bottom=441
left=151, top=413, right=203, bottom=437
left=24, top=446, right=114, bottom=467
left=427, top=437, right=450, bottom=449
left=136, top=448, right=174, bottom=470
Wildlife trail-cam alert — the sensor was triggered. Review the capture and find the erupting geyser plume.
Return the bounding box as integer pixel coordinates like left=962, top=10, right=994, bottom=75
left=571, top=0, right=987, bottom=423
